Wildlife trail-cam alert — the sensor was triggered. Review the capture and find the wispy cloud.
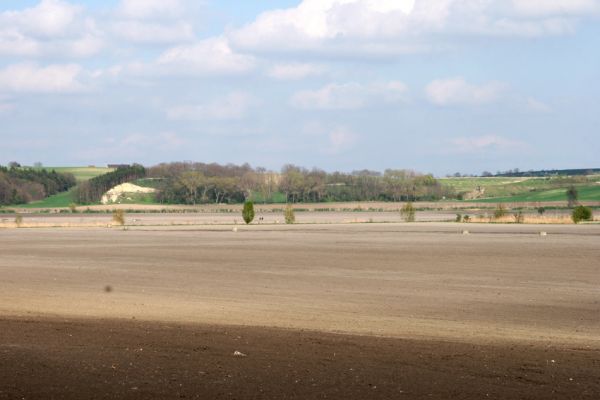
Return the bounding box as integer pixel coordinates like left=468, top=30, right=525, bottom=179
left=167, top=92, right=257, bottom=121
left=426, top=78, right=506, bottom=106
left=292, top=81, right=408, bottom=110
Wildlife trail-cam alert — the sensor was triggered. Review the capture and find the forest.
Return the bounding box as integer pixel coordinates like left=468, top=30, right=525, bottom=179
left=148, top=162, right=453, bottom=205
left=0, top=165, right=76, bottom=205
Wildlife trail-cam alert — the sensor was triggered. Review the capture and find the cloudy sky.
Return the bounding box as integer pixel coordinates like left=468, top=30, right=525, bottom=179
left=0, top=0, right=598, bottom=175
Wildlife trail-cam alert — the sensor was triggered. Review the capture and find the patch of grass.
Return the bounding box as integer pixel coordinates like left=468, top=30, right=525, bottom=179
left=40, top=166, right=114, bottom=182
left=470, top=185, right=600, bottom=203
left=18, top=189, right=77, bottom=208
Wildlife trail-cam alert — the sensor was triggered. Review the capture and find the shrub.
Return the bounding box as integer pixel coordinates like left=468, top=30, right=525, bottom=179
left=14, top=214, right=23, bottom=227
left=537, top=207, right=546, bottom=215
left=112, top=209, right=125, bottom=226
left=572, top=206, right=593, bottom=224
left=68, top=203, right=77, bottom=213
left=400, top=202, right=416, bottom=222
left=513, top=211, right=524, bottom=224
left=242, top=201, right=255, bottom=224
left=567, top=185, right=578, bottom=207
left=494, top=204, right=507, bottom=219
left=455, top=213, right=462, bottom=222
left=463, top=215, right=470, bottom=223
left=284, top=204, right=295, bottom=224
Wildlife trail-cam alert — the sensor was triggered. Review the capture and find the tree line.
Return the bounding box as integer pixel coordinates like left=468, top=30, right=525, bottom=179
left=0, top=165, right=76, bottom=205
left=147, top=162, right=454, bottom=205
left=75, top=164, right=146, bottom=204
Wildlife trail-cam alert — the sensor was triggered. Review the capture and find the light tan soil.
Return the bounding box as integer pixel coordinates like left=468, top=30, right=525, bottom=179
left=1, top=222, right=599, bottom=398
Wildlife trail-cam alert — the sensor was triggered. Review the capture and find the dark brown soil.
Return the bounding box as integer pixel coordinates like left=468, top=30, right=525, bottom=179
left=1, top=317, right=598, bottom=400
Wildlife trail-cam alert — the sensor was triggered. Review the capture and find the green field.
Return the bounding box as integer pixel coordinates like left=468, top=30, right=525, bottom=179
left=470, top=185, right=600, bottom=203
left=38, top=166, right=114, bottom=182
left=18, top=189, right=77, bottom=208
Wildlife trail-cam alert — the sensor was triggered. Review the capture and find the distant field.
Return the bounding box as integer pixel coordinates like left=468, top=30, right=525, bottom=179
left=19, top=189, right=76, bottom=208
left=43, top=166, right=114, bottom=182
left=473, top=185, right=600, bottom=203
left=440, top=177, right=532, bottom=193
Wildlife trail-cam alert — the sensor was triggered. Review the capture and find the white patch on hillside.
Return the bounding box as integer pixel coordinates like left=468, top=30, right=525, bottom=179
left=101, top=182, right=156, bottom=204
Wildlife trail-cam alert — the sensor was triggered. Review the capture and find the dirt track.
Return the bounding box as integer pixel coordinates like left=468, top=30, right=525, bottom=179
left=1, top=222, right=599, bottom=398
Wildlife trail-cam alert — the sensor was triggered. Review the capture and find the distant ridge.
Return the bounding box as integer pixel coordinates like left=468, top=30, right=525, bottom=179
left=495, top=168, right=600, bottom=177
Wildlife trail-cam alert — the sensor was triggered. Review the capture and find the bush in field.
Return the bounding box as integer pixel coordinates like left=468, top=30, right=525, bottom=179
left=242, top=201, right=255, bottom=224
left=494, top=204, right=507, bottom=219
left=572, top=206, right=592, bottom=224
left=513, top=211, right=524, bottom=224
left=567, top=185, right=578, bottom=207
left=455, top=213, right=462, bottom=222
left=69, top=203, right=77, bottom=213
left=463, top=215, right=471, bottom=222
left=284, top=204, right=295, bottom=224
left=537, top=207, right=546, bottom=215
left=400, top=202, right=416, bottom=222
left=14, top=213, right=23, bottom=227
left=112, top=209, right=125, bottom=226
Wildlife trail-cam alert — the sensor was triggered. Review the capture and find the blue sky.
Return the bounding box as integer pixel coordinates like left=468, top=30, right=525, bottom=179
left=0, top=0, right=599, bottom=176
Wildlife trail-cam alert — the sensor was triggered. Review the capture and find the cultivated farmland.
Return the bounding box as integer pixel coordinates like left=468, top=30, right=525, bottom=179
left=1, top=222, right=599, bottom=398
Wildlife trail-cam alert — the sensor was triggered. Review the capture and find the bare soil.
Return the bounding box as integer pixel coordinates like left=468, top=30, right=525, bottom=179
left=1, top=222, right=599, bottom=398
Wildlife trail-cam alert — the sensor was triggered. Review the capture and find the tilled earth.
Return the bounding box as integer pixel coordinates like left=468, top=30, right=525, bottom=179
left=1, top=222, right=599, bottom=399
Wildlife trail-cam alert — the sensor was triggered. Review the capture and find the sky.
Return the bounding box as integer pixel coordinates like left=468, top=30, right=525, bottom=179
left=0, top=0, right=599, bottom=176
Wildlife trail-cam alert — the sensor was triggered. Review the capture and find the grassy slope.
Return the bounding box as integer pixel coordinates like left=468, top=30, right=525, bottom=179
left=473, top=185, right=600, bottom=203
left=42, top=167, right=113, bottom=182
left=15, top=167, right=114, bottom=208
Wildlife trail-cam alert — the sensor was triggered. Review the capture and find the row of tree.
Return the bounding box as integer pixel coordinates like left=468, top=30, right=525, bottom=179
left=147, top=162, right=453, bottom=205
left=75, top=164, right=146, bottom=204
left=0, top=166, right=76, bottom=205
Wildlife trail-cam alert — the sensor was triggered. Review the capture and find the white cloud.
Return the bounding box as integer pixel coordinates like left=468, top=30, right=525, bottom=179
left=267, top=63, right=325, bottom=80
left=0, top=2, right=104, bottom=58
left=167, top=92, right=256, bottom=121
left=228, top=0, right=597, bottom=57
left=0, top=0, right=81, bottom=38
left=157, top=37, right=255, bottom=75
left=292, top=81, right=408, bottom=110
left=526, top=97, right=552, bottom=113
left=112, top=20, right=194, bottom=44
left=512, top=0, right=598, bottom=16
left=426, top=77, right=506, bottom=106
left=117, top=0, right=185, bottom=20
left=449, top=134, right=526, bottom=153
left=0, top=63, right=84, bottom=93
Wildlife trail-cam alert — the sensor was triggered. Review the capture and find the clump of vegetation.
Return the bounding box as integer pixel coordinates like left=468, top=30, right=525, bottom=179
left=0, top=164, right=76, bottom=205
left=112, top=209, right=125, bottom=226
left=14, top=213, right=23, bottom=227
left=493, top=204, right=507, bottom=219
left=537, top=207, right=546, bottom=215
left=284, top=204, right=295, bottom=224
left=463, top=215, right=471, bottom=223
left=455, top=213, right=462, bottom=222
left=513, top=211, right=524, bottom=224
left=242, top=201, right=255, bottom=224
left=68, top=203, right=78, bottom=213
left=567, top=185, right=579, bottom=207
left=572, top=206, right=593, bottom=224
left=400, top=202, right=416, bottom=222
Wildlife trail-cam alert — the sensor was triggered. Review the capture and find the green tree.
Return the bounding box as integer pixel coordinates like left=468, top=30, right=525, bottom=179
left=572, top=206, right=592, bottom=224
left=242, top=201, right=255, bottom=224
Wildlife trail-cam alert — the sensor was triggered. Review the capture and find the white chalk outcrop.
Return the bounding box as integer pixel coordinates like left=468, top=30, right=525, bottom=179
left=101, top=183, right=156, bottom=205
